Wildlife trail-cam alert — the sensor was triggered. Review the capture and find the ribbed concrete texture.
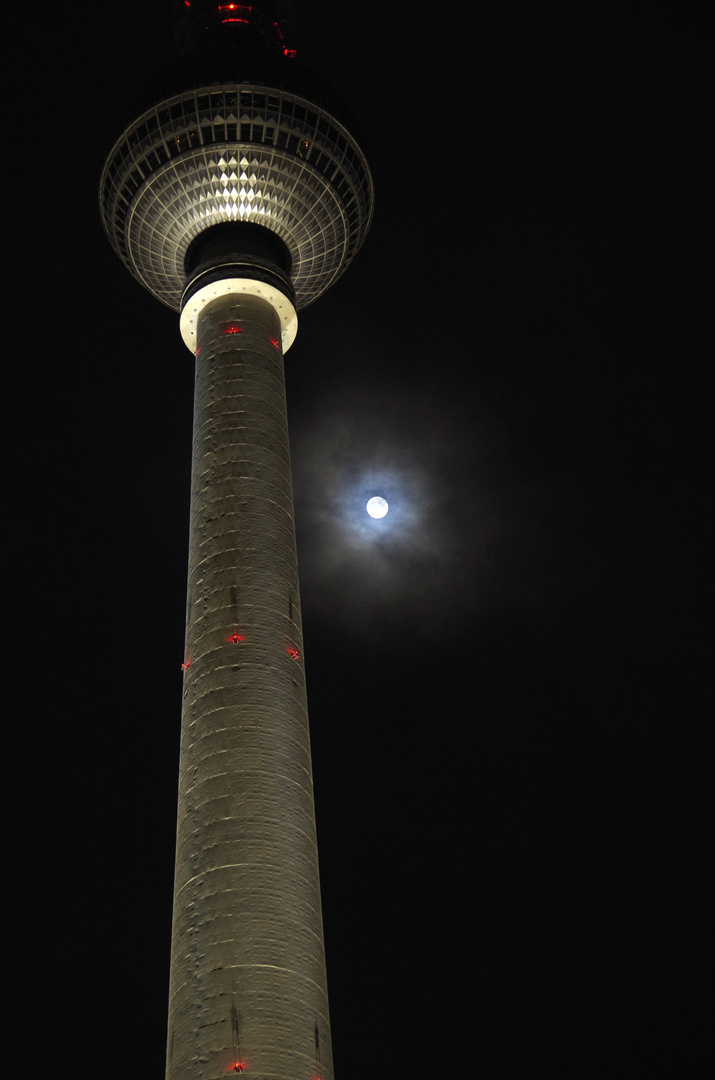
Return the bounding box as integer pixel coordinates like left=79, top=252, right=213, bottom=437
left=166, top=291, right=333, bottom=1080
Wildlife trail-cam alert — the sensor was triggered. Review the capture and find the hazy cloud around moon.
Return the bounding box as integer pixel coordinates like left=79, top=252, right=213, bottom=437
left=289, top=374, right=560, bottom=640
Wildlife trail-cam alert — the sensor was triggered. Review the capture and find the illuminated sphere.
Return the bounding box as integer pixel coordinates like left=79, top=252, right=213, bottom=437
left=366, top=496, right=388, bottom=519
left=99, top=80, right=373, bottom=313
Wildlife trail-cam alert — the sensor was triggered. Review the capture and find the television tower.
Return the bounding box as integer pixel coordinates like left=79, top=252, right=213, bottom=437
left=99, top=4, right=373, bottom=1078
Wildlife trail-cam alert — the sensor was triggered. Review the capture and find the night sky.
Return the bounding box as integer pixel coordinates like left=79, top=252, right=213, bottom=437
left=19, top=2, right=703, bottom=1076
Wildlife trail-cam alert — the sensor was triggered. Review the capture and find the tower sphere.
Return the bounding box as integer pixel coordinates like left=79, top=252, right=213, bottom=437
left=99, top=5, right=374, bottom=316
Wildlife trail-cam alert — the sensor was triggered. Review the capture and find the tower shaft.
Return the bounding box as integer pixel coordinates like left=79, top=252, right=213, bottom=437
left=167, top=290, right=333, bottom=1079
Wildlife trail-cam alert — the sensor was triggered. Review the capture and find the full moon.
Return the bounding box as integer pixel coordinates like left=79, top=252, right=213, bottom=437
left=366, top=496, right=389, bottom=519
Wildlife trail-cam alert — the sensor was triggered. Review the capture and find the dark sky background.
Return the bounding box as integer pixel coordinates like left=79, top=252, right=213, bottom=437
left=18, top=1, right=704, bottom=1077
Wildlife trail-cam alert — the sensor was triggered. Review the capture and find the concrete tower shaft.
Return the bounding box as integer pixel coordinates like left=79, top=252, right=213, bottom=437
left=169, top=285, right=332, bottom=1079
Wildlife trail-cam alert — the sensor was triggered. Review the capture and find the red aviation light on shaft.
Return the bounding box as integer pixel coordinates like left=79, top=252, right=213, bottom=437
left=224, top=324, right=243, bottom=335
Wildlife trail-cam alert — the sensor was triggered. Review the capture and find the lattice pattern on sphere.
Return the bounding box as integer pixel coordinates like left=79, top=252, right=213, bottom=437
left=100, top=82, right=373, bottom=311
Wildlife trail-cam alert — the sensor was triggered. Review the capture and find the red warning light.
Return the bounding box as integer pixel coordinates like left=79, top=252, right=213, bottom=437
left=286, top=647, right=300, bottom=661
left=270, top=337, right=280, bottom=349
left=218, top=3, right=251, bottom=22
left=227, top=633, right=244, bottom=644
left=224, top=325, right=243, bottom=335
left=232, top=1064, right=245, bottom=1074
left=181, top=658, right=191, bottom=671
